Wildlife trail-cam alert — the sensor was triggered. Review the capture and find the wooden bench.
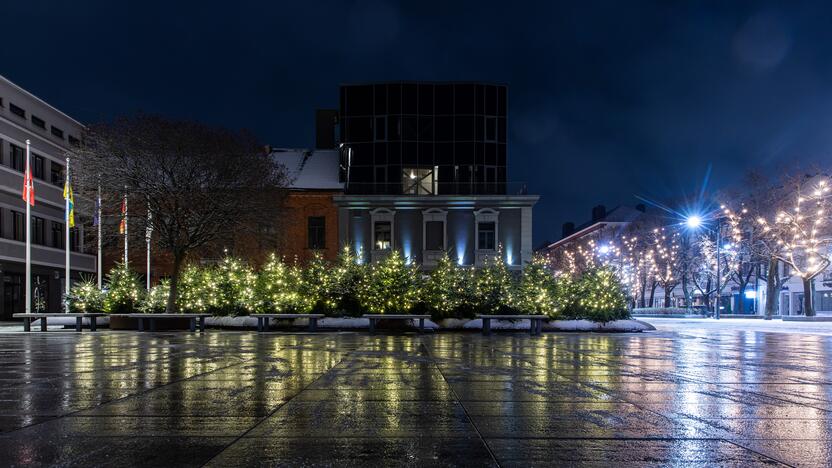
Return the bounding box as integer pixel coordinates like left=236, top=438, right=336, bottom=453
left=111, top=313, right=211, bottom=332
left=363, top=314, right=431, bottom=334
left=477, top=315, right=548, bottom=336
left=250, top=314, right=325, bottom=332
left=13, top=313, right=105, bottom=332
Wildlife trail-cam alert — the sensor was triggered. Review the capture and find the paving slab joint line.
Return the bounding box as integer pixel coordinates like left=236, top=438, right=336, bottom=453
left=722, top=439, right=797, bottom=467
left=198, top=343, right=366, bottom=467
left=420, top=338, right=502, bottom=468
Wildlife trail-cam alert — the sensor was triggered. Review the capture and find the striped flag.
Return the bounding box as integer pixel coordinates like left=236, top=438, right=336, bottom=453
left=63, top=181, right=75, bottom=227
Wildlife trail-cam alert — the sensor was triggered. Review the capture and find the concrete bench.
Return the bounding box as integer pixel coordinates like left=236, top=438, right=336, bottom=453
left=363, top=314, right=431, bottom=334
left=477, top=315, right=548, bottom=336
left=13, top=313, right=105, bottom=332
left=111, top=313, right=211, bottom=332
left=250, top=314, right=325, bottom=332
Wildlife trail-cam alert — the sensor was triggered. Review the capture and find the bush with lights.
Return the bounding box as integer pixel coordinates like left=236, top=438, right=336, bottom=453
left=301, top=248, right=366, bottom=316
left=356, top=251, right=420, bottom=314
left=255, top=253, right=309, bottom=313
left=514, top=254, right=558, bottom=316
left=140, top=279, right=170, bottom=313
left=103, top=262, right=144, bottom=314
left=472, top=250, right=517, bottom=314
left=565, top=266, right=630, bottom=322
left=421, top=254, right=464, bottom=319
left=176, top=263, right=216, bottom=313
left=67, top=276, right=105, bottom=313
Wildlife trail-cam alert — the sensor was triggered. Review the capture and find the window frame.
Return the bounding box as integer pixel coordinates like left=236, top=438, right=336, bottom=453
left=307, top=216, right=326, bottom=250
left=12, top=211, right=24, bottom=241
left=422, top=208, right=447, bottom=252
left=31, top=115, right=46, bottom=129
left=10, top=144, right=24, bottom=172
left=51, top=126, right=64, bottom=139
left=9, top=102, right=25, bottom=119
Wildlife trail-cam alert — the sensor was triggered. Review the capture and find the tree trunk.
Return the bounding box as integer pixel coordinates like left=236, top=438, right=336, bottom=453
left=165, top=252, right=186, bottom=313
left=639, top=281, right=646, bottom=308
left=663, top=287, right=671, bottom=307
left=681, top=275, right=690, bottom=308
left=649, top=282, right=658, bottom=308
left=764, top=258, right=778, bottom=320
left=737, top=283, right=746, bottom=314
left=803, top=276, right=815, bottom=317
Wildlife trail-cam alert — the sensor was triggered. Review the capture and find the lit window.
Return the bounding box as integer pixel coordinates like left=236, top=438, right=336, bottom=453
left=402, top=167, right=437, bottom=195
left=374, top=221, right=392, bottom=250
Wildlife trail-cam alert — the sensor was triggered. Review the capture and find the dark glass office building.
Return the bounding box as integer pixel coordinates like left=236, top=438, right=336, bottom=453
left=340, top=82, right=507, bottom=195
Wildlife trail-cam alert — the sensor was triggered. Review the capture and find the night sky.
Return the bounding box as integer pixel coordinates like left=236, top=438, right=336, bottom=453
left=5, top=1, right=832, bottom=245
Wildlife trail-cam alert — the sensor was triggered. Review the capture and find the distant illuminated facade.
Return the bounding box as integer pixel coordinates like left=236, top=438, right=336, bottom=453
left=333, top=82, right=537, bottom=269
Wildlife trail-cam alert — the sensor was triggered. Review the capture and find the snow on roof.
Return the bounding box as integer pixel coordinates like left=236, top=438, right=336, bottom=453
left=270, top=148, right=344, bottom=190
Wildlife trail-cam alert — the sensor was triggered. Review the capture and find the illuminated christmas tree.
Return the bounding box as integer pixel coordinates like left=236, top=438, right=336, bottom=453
left=472, top=248, right=515, bottom=314
left=422, top=254, right=465, bottom=319
left=256, top=253, right=308, bottom=313
left=356, top=251, right=420, bottom=314
left=515, top=254, right=557, bottom=315
left=67, top=276, right=105, bottom=313
left=140, top=279, right=170, bottom=313
left=103, top=262, right=144, bottom=314
left=572, top=266, right=629, bottom=322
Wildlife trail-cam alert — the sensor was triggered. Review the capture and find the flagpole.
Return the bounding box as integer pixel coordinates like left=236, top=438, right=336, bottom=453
left=123, top=192, right=128, bottom=265
left=64, top=157, right=70, bottom=310
left=146, top=204, right=151, bottom=290
left=97, top=184, right=102, bottom=289
left=24, top=140, right=31, bottom=315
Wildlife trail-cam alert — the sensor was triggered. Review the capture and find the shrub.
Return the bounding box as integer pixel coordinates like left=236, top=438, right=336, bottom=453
left=302, top=248, right=365, bottom=316
left=422, top=254, right=465, bottom=320
left=567, top=266, right=630, bottom=322
left=67, top=276, right=105, bottom=313
left=103, top=262, right=144, bottom=314
left=514, top=255, right=558, bottom=316
left=140, top=279, right=170, bottom=313
left=472, top=253, right=516, bottom=314
left=356, top=251, right=420, bottom=314
left=177, top=263, right=215, bottom=313
left=256, top=254, right=308, bottom=313
left=177, top=257, right=257, bottom=315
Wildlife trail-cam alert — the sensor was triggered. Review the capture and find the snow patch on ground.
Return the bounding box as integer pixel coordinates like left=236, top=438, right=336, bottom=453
left=546, top=319, right=655, bottom=332
left=205, top=316, right=259, bottom=328
left=438, top=318, right=471, bottom=329
left=318, top=317, right=368, bottom=329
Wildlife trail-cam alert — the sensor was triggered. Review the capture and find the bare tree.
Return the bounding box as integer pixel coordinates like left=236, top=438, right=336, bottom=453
left=73, top=115, right=289, bottom=312
left=759, top=173, right=832, bottom=316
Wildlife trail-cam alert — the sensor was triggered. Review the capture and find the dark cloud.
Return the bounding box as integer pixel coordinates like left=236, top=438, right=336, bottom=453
left=4, top=1, right=832, bottom=244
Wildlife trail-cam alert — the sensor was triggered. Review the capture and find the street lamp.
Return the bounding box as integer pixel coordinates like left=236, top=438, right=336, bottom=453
left=685, top=215, right=702, bottom=229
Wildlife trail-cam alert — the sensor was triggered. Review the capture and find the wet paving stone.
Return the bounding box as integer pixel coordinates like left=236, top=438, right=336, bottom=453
left=0, top=327, right=830, bottom=465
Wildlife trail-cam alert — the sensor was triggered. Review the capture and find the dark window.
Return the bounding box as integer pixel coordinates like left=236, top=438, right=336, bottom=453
left=425, top=221, right=444, bottom=250
left=485, top=117, right=497, bottom=141
left=51, top=163, right=64, bottom=186
left=477, top=221, right=496, bottom=250
left=10, top=144, right=24, bottom=172
left=9, top=102, right=25, bottom=119
left=375, top=116, right=386, bottom=141
left=0, top=97, right=3, bottom=107
left=52, top=222, right=64, bottom=249
left=307, top=216, right=326, bottom=250
left=32, top=217, right=46, bottom=245
left=51, top=126, right=64, bottom=139
left=31, top=115, right=45, bottom=129
left=12, top=211, right=24, bottom=241
left=374, top=221, right=391, bottom=250
left=70, top=227, right=80, bottom=252
left=33, top=155, right=44, bottom=179
left=68, top=135, right=80, bottom=146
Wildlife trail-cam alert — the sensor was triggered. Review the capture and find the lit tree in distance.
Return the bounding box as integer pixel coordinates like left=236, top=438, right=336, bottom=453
left=761, top=176, right=832, bottom=316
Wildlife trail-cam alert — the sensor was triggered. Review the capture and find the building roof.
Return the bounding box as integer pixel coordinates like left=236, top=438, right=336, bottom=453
left=270, top=148, right=344, bottom=190
left=544, top=205, right=647, bottom=251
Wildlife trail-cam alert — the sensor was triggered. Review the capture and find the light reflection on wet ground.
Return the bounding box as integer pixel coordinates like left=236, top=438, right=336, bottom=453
left=0, top=328, right=829, bottom=466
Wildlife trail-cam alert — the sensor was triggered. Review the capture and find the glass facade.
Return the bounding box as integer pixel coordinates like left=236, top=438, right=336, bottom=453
left=340, top=82, right=507, bottom=195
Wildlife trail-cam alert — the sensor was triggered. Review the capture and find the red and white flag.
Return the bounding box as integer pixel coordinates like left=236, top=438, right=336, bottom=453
left=21, top=159, right=35, bottom=206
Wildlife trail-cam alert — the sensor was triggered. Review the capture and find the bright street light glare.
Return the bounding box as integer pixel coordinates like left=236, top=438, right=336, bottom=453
left=685, top=215, right=702, bottom=229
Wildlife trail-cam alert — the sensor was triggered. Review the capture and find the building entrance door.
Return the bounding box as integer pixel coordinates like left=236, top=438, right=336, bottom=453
left=2, top=273, right=23, bottom=319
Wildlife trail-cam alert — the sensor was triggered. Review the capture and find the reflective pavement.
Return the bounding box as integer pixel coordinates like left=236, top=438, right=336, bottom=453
left=0, top=327, right=830, bottom=467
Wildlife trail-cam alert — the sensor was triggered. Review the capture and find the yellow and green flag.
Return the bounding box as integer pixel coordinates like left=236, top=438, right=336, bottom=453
left=63, top=182, right=75, bottom=228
